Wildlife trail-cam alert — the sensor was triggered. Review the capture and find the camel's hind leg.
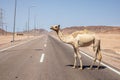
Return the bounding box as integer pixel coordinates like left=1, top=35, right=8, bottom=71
left=90, top=57, right=97, bottom=69
left=97, top=59, right=101, bottom=69
left=90, top=51, right=102, bottom=69
left=90, top=39, right=102, bottom=69
left=97, top=51, right=102, bottom=69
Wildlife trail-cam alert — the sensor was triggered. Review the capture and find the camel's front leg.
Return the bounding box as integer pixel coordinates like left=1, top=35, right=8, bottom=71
left=72, top=53, right=77, bottom=69
left=76, top=49, right=83, bottom=70
left=78, top=53, right=83, bottom=70
left=97, top=52, right=102, bottom=69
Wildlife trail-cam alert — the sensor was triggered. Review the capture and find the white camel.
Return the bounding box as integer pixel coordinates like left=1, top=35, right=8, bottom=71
left=50, top=25, right=102, bottom=70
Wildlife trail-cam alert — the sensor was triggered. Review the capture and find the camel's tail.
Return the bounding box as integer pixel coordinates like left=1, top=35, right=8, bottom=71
left=93, top=39, right=95, bottom=51
left=96, top=40, right=101, bottom=53
left=91, top=39, right=102, bottom=69
left=93, top=39, right=101, bottom=53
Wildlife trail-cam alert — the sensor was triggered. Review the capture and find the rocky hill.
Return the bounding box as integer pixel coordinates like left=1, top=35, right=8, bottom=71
left=0, top=28, right=12, bottom=35
left=23, top=29, right=48, bottom=35
left=0, top=28, right=48, bottom=36
left=61, top=26, right=120, bottom=34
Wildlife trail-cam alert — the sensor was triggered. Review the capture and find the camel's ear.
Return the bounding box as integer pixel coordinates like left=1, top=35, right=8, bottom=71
left=58, top=25, right=60, bottom=28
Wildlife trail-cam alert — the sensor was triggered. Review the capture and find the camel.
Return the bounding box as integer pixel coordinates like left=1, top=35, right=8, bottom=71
left=50, top=25, right=102, bottom=70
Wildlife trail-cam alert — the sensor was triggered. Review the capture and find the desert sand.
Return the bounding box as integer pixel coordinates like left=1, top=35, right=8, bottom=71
left=0, top=35, right=35, bottom=49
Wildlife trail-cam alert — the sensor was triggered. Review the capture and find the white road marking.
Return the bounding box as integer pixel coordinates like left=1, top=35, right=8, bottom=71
left=44, top=44, right=47, bottom=47
left=80, top=51, right=120, bottom=75
left=40, top=53, right=45, bottom=63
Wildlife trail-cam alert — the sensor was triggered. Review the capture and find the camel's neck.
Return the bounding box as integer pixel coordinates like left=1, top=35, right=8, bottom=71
left=57, top=30, right=70, bottom=44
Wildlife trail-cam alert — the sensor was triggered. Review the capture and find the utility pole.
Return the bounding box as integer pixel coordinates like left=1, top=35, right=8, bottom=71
left=12, top=0, right=17, bottom=42
left=27, top=7, right=30, bottom=38
left=26, top=21, right=27, bottom=34
left=27, top=6, right=35, bottom=38
left=34, top=16, right=36, bottom=36
left=0, top=8, right=1, bottom=35
left=6, top=26, right=7, bottom=35
left=0, top=8, right=3, bottom=35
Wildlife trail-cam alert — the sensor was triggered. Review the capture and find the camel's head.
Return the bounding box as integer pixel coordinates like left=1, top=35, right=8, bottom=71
left=50, top=25, right=60, bottom=32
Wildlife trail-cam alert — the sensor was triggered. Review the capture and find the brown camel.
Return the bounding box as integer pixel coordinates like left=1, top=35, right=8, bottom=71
left=50, top=25, right=102, bottom=70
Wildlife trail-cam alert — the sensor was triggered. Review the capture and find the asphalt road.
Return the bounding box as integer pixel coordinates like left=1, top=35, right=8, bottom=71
left=0, top=34, right=120, bottom=80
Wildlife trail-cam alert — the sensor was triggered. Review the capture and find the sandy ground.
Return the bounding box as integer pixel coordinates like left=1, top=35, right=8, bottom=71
left=0, top=35, right=35, bottom=49
left=98, top=34, right=120, bottom=54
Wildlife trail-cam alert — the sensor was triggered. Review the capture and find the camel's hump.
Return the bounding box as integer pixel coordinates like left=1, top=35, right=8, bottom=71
left=71, top=30, right=94, bottom=38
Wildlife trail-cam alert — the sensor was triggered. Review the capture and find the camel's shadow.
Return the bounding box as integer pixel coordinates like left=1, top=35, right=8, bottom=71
left=66, top=64, right=106, bottom=70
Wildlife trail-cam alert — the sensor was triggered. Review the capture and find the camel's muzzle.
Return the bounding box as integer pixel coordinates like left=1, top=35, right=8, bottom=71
left=50, top=27, right=53, bottom=30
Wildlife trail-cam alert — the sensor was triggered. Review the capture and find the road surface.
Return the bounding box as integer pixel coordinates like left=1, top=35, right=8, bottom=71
left=0, top=34, right=120, bottom=80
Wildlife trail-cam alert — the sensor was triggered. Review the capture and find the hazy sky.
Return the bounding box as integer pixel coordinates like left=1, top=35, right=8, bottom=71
left=0, top=0, right=120, bottom=32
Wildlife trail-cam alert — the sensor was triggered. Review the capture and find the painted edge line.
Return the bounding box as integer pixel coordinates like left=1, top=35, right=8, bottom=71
left=80, top=51, right=120, bottom=75
left=40, top=53, right=45, bottom=63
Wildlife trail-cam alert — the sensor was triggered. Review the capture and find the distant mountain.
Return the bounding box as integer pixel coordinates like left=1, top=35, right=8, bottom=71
left=0, top=28, right=5, bottom=34
left=23, top=29, right=48, bottom=35
left=61, top=26, right=120, bottom=34
left=0, top=28, right=12, bottom=35
left=0, top=28, right=48, bottom=36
